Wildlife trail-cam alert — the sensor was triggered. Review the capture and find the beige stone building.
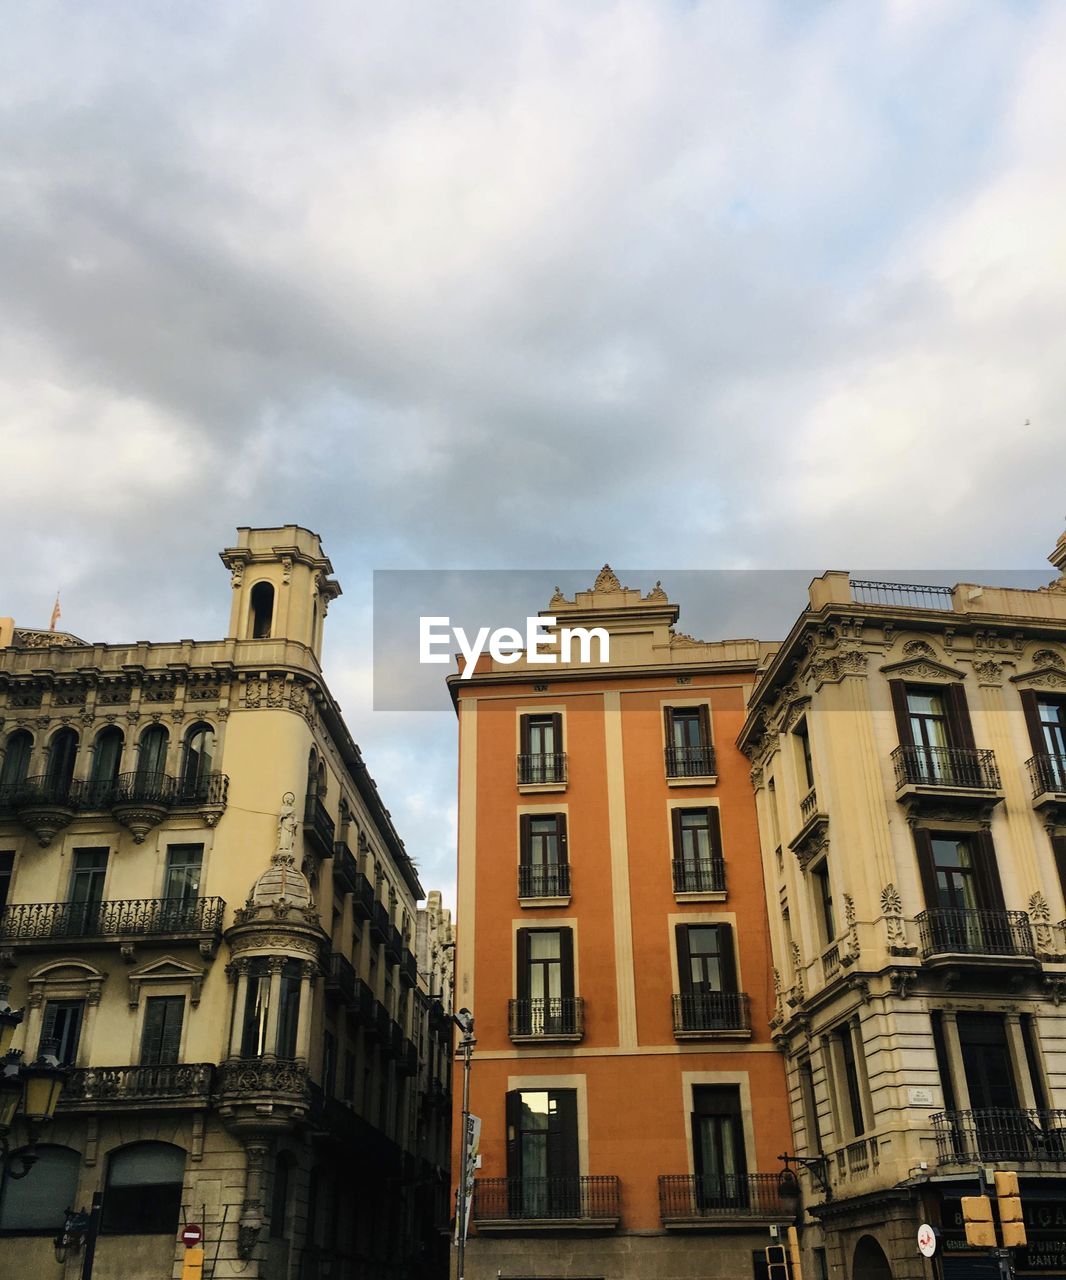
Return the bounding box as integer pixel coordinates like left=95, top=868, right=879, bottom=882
left=738, top=534, right=1066, bottom=1280
left=0, top=526, right=452, bottom=1280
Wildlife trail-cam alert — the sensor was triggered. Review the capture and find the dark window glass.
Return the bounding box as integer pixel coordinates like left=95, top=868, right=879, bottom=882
left=931, top=836, right=979, bottom=912
left=68, top=848, right=108, bottom=934
left=163, top=845, right=202, bottom=903
left=0, top=1144, right=80, bottom=1231
left=250, top=582, right=275, bottom=639
left=692, top=1085, right=747, bottom=1204
left=907, top=689, right=949, bottom=752
left=1036, top=697, right=1066, bottom=756
left=838, top=1024, right=865, bottom=1136
left=270, top=1155, right=290, bottom=1239
left=90, top=727, right=123, bottom=785
left=0, top=851, right=13, bottom=912
left=506, top=1088, right=579, bottom=1215
left=682, top=926, right=731, bottom=993
left=46, top=729, right=79, bottom=791
left=181, top=724, right=215, bottom=792
left=675, top=809, right=717, bottom=864
left=137, top=725, right=169, bottom=779
left=812, top=860, right=836, bottom=942
left=276, top=960, right=302, bottom=1058
left=795, top=720, right=815, bottom=790
left=798, top=1058, right=822, bottom=1154
left=322, top=1031, right=337, bottom=1095
left=957, top=1013, right=1018, bottom=1111
left=240, top=960, right=270, bottom=1058
left=140, top=996, right=184, bottom=1066
left=102, top=1142, right=185, bottom=1235
left=0, top=731, right=32, bottom=786
left=40, top=1000, right=85, bottom=1066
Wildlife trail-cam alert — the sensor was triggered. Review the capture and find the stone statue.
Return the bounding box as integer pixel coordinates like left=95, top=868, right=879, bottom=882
left=277, top=792, right=297, bottom=856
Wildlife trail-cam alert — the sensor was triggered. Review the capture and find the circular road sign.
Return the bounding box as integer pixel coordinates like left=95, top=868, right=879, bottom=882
left=181, top=1224, right=203, bottom=1247
left=917, top=1223, right=939, bottom=1258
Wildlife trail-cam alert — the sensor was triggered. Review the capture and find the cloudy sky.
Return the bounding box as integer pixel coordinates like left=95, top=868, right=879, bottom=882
left=4, top=1, right=1066, bottom=905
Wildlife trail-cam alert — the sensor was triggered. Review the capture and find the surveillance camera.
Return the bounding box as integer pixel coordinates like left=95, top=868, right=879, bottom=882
left=453, top=1007, right=474, bottom=1035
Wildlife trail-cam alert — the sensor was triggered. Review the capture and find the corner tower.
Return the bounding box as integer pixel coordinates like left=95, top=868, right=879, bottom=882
left=220, top=525, right=341, bottom=659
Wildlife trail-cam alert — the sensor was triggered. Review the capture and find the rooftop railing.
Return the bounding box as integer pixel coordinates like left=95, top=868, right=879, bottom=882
left=850, top=579, right=954, bottom=609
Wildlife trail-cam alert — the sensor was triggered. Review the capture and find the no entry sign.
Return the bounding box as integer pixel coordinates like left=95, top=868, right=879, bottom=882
left=181, top=1224, right=203, bottom=1247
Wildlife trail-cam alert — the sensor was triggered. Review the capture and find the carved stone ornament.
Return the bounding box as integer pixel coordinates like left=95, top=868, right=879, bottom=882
left=902, top=640, right=936, bottom=658
left=1027, top=891, right=1055, bottom=953
left=549, top=586, right=568, bottom=607
left=879, top=657, right=964, bottom=683
left=593, top=564, right=621, bottom=592
left=127, top=956, right=206, bottom=1008
left=1032, top=649, right=1065, bottom=669
left=810, top=649, right=869, bottom=687
left=788, top=942, right=805, bottom=1003
left=890, top=968, right=919, bottom=999
left=880, top=884, right=909, bottom=950
left=972, top=659, right=1005, bottom=686
left=645, top=580, right=668, bottom=602
left=843, top=893, right=860, bottom=960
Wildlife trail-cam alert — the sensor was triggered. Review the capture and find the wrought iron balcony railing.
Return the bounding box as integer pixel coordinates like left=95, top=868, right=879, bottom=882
left=1028, top=753, right=1066, bottom=797
left=915, top=908, right=1035, bottom=959
left=1, top=771, right=230, bottom=813
left=932, top=1108, right=1066, bottom=1163
left=658, top=1173, right=791, bottom=1221
left=516, top=753, right=567, bottom=786
left=217, top=1057, right=311, bottom=1101
left=672, top=992, right=751, bottom=1035
left=5, top=774, right=84, bottom=809
left=850, top=579, right=954, bottom=609
left=385, top=923, right=403, bottom=964
left=59, top=1063, right=215, bottom=1109
left=400, top=948, right=418, bottom=987
left=508, top=997, right=584, bottom=1041
left=472, top=1175, right=620, bottom=1224
left=369, top=899, right=390, bottom=944
left=892, top=746, right=1001, bottom=792
left=671, top=857, right=726, bottom=895
left=665, top=744, right=716, bottom=778
left=0, top=896, right=226, bottom=943
left=174, top=772, right=229, bottom=807
left=331, top=841, right=359, bottom=894
left=351, top=869, right=375, bottom=919
left=518, top=863, right=571, bottom=899
left=303, top=792, right=336, bottom=858
left=325, top=952, right=357, bottom=1004
left=110, top=770, right=178, bottom=805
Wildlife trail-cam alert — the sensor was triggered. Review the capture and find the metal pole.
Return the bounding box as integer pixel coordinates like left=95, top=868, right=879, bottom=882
left=456, top=1035, right=472, bottom=1280
left=81, top=1190, right=102, bottom=1280
left=978, top=1167, right=1013, bottom=1280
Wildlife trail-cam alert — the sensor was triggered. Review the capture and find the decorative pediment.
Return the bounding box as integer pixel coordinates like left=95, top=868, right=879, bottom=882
left=880, top=656, right=965, bottom=683
left=1010, top=665, right=1066, bottom=692
left=28, top=959, right=107, bottom=1008
left=127, top=955, right=206, bottom=1008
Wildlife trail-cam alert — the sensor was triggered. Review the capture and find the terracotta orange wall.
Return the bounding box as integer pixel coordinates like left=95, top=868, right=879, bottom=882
left=455, top=672, right=791, bottom=1231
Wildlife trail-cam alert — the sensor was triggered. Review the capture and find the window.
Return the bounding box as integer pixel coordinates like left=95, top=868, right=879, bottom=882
left=163, top=845, right=203, bottom=920
left=798, top=1058, right=822, bottom=1155
left=137, top=725, right=169, bottom=781
left=663, top=705, right=713, bottom=777
left=322, top=1031, right=337, bottom=1095
left=180, top=723, right=216, bottom=798
left=514, top=928, right=577, bottom=1036
left=1054, top=835, right=1066, bottom=907
left=46, top=728, right=78, bottom=795
left=505, top=1088, right=579, bottom=1216
left=270, top=1154, right=292, bottom=1239
left=811, top=859, right=836, bottom=944
left=68, top=848, right=108, bottom=935
left=0, top=731, right=32, bottom=787
left=518, top=813, right=569, bottom=897
left=89, top=727, right=123, bottom=792
left=0, top=1144, right=80, bottom=1232
left=518, top=714, right=565, bottom=784
left=249, top=581, right=275, bottom=639
left=837, top=1023, right=865, bottom=1137
left=675, top=924, right=741, bottom=1031
left=1021, top=690, right=1066, bottom=790
left=40, top=1000, right=85, bottom=1065
left=102, top=1142, right=185, bottom=1235
left=914, top=830, right=1006, bottom=953
left=276, top=960, right=302, bottom=1059
left=140, top=996, right=184, bottom=1066
left=794, top=719, right=814, bottom=792
left=890, top=680, right=976, bottom=783
left=691, top=1085, right=747, bottom=1208
left=240, top=959, right=270, bottom=1058
left=0, top=852, right=13, bottom=912
left=767, top=776, right=781, bottom=849
left=671, top=807, right=724, bottom=893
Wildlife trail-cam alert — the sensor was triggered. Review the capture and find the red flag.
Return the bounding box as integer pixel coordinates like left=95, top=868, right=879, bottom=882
left=49, top=593, right=61, bottom=631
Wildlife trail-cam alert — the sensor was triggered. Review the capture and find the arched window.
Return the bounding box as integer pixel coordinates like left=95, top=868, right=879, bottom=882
left=46, top=728, right=79, bottom=794
left=0, top=1144, right=80, bottom=1230
left=137, top=725, right=169, bottom=781
left=90, top=727, right=124, bottom=788
left=0, top=731, right=32, bottom=787
left=181, top=722, right=215, bottom=795
left=249, top=581, right=275, bottom=639
left=307, top=749, right=318, bottom=798
left=102, top=1141, right=186, bottom=1234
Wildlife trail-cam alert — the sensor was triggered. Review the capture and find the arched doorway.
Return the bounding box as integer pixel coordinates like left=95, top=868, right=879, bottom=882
left=852, top=1235, right=893, bottom=1280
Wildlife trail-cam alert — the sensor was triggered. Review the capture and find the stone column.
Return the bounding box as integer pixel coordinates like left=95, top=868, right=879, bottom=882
left=229, top=965, right=250, bottom=1058
left=264, top=958, right=284, bottom=1056
left=1005, top=1014, right=1038, bottom=1110
left=295, top=962, right=315, bottom=1062
left=238, top=1139, right=270, bottom=1260
left=940, top=1012, right=972, bottom=1110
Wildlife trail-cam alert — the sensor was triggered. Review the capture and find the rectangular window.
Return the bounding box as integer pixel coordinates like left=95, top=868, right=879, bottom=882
left=691, top=1085, right=747, bottom=1208
left=505, top=1088, right=579, bottom=1216
left=276, top=960, right=302, bottom=1059
left=837, top=1023, right=866, bottom=1137
left=1022, top=691, right=1066, bottom=791
left=518, top=813, right=569, bottom=897
left=343, top=1050, right=356, bottom=1103
left=41, top=999, right=85, bottom=1065
left=794, top=719, right=815, bottom=792
left=163, top=844, right=203, bottom=901
left=241, top=960, right=270, bottom=1058
left=890, top=681, right=977, bottom=784
left=0, top=851, right=13, bottom=912
left=518, top=714, right=565, bottom=784
left=811, top=860, right=836, bottom=944
left=675, top=924, right=742, bottom=1031
left=515, top=927, right=576, bottom=1035
left=322, top=1030, right=337, bottom=1096
left=68, top=848, right=108, bottom=934
left=798, top=1057, right=822, bottom=1155
left=663, top=705, right=714, bottom=777
left=671, top=807, right=724, bottom=893
left=914, top=830, right=1007, bottom=953
left=140, top=995, right=185, bottom=1066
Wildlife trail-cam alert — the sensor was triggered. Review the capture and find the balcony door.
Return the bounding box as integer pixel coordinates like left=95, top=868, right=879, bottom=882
left=915, top=830, right=1005, bottom=952
left=664, top=705, right=711, bottom=777
left=41, top=999, right=85, bottom=1065
left=519, top=714, right=563, bottom=784
left=1022, top=691, right=1066, bottom=790
left=505, top=1088, right=579, bottom=1217
left=68, top=848, right=108, bottom=936
left=891, top=681, right=976, bottom=783
left=516, top=928, right=574, bottom=1035
left=519, top=813, right=567, bottom=898
left=676, top=924, right=737, bottom=1030
left=691, top=1085, right=747, bottom=1209
left=140, top=996, right=185, bottom=1066
left=162, top=845, right=203, bottom=928
left=672, top=807, right=723, bottom=893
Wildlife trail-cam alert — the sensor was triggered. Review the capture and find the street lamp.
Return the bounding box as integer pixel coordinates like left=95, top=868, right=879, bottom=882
left=453, top=1008, right=476, bottom=1280
left=0, top=1019, right=68, bottom=1180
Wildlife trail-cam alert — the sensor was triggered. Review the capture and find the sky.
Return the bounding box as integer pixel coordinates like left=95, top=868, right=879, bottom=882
left=4, top=0, right=1066, bottom=907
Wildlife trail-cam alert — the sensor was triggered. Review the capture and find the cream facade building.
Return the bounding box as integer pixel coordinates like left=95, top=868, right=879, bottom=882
left=738, top=535, right=1066, bottom=1280
left=0, top=526, right=452, bottom=1280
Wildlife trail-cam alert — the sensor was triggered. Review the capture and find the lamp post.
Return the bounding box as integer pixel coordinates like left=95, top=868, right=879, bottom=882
left=0, top=987, right=68, bottom=1180
left=453, top=1008, right=476, bottom=1280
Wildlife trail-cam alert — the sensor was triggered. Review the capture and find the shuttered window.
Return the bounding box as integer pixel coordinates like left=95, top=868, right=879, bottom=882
left=40, top=1000, right=84, bottom=1065
left=140, top=996, right=185, bottom=1066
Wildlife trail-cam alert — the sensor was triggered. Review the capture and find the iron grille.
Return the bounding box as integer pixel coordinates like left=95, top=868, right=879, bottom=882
left=658, top=1173, right=789, bottom=1219
left=672, top=991, right=750, bottom=1034
left=0, top=896, right=225, bottom=941
left=915, top=908, right=1034, bottom=958
left=508, top=997, right=584, bottom=1039
left=516, top=753, right=567, bottom=785
left=932, top=1109, right=1066, bottom=1163
left=892, top=745, right=1001, bottom=790
left=671, top=857, right=726, bottom=894
left=518, top=864, right=571, bottom=898
left=472, top=1175, right=620, bottom=1222
left=665, top=745, right=716, bottom=778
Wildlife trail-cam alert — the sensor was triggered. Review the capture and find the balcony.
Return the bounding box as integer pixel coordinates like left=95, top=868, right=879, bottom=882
left=915, top=909, right=1035, bottom=963
left=325, top=952, right=357, bottom=1006
left=216, top=1057, right=312, bottom=1130
left=472, top=1176, right=620, bottom=1231
left=399, top=948, right=418, bottom=987
left=517, top=753, right=567, bottom=789
left=665, top=744, right=716, bottom=781
left=891, top=746, right=1003, bottom=816
left=397, top=1038, right=418, bottom=1077
left=385, top=923, right=403, bottom=964
left=351, top=870, right=375, bottom=920
left=59, top=1063, right=215, bottom=1111
left=658, top=1174, right=791, bottom=1226
left=932, top=1108, right=1066, bottom=1164
left=369, top=900, right=390, bottom=945
left=518, top=863, right=571, bottom=901
left=0, top=896, right=226, bottom=957
left=331, top=841, right=359, bottom=895
left=354, top=979, right=375, bottom=1028
left=672, top=992, right=751, bottom=1039
left=671, top=857, right=726, bottom=897
left=1027, top=753, right=1066, bottom=823
left=789, top=788, right=829, bottom=868
left=303, top=792, right=336, bottom=859
left=508, top=997, right=584, bottom=1043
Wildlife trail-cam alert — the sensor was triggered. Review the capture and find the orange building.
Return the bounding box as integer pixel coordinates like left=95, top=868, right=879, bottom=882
left=450, top=569, right=793, bottom=1280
